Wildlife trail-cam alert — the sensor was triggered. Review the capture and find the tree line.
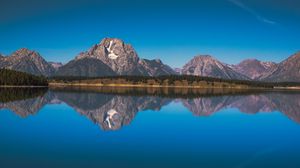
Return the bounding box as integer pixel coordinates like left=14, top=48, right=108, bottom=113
left=0, top=69, right=48, bottom=86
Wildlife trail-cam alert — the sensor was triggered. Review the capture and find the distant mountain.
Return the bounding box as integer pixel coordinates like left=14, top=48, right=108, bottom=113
left=174, top=68, right=182, bottom=74
left=49, top=62, right=63, bottom=70
left=55, top=57, right=116, bottom=77
left=181, top=55, right=249, bottom=80
left=0, top=48, right=55, bottom=76
left=232, top=59, right=277, bottom=80
left=138, top=59, right=177, bottom=76
left=261, top=51, right=300, bottom=82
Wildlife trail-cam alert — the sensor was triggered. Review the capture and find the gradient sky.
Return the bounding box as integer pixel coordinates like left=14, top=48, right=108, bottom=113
left=0, top=0, right=300, bottom=67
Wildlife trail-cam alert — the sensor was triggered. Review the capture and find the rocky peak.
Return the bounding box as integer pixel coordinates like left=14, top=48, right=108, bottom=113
left=233, top=59, right=277, bottom=79
left=182, top=55, right=249, bottom=80
left=75, top=37, right=142, bottom=75
left=154, top=59, right=163, bottom=64
left=0, top=48, right=55, bottom=76
left=12, top=48, right=35, bottom=58
left=282, top=51, right=300, bottom=63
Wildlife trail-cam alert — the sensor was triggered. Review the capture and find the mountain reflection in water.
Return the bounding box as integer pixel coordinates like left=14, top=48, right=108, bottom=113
left=1, top=87, right=300, bottom=130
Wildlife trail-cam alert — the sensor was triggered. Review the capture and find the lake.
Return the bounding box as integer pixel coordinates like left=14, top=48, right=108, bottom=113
left=0, top=87, right=300, bottom=168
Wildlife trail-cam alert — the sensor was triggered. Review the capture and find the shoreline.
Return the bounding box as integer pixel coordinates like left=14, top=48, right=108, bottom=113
left=48, top=82, right=300, bottom=91
left=48, top=82, right=264, bottom=89
left=0, top=83, right=300, bottom=91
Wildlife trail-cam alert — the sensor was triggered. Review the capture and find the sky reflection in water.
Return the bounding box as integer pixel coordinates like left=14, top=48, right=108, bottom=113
left=0, top=88, right=300, bottom=168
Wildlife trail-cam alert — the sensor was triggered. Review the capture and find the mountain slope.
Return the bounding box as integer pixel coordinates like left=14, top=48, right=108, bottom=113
left=55, top=58, right=116, bottom=77
left=261, top=51, right=300, bottom=82
left=233, top=59, right=277, bottom=79
left=0, top=48, right=55, bottom=76
left=181, top=55, right=249, bottom=80
left=138, top=59, right=177, bottom=76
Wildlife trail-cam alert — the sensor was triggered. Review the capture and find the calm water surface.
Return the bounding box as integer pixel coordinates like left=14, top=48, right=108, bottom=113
left=0, top=87, right=300, bottom=168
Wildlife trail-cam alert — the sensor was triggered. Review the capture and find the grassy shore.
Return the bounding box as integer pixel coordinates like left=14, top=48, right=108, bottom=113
left=48, top=82, right=266, bottom=89
left=48, top=75, right=274, bottom=89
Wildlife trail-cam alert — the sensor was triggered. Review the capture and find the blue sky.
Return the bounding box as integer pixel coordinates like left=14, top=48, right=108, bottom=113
left=0, top=0, right=299, bottom=67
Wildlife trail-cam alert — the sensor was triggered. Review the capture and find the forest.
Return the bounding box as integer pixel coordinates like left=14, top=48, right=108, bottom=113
left=0, top=69, right=48, bottom=86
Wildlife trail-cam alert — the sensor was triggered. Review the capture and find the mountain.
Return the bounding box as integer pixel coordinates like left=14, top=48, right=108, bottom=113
left=0, top=48, right=55, bottom=76
left=75, top=38, right=147, bottom=75
left=232, top=59, right=277, bottom=80
left=55, top=57, right=116, bottom=77
left=138, top=59, right=177, bottom=76
left=57, top=38, right=176, bottom=76
left=49, top=62, right=63, bottom=70
left=174, top=68, right=182, bottom=74
left=181, top=55, right=249, bottom=80
left=261, top=51, right=300, bottom=82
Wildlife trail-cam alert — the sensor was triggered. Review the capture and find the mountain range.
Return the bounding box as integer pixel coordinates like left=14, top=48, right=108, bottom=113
left=1, top=37, right=300, bottom=82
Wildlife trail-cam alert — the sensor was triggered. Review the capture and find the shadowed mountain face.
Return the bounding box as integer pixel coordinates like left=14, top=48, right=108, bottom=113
left=1, top=88, right=300, bottom=130
left=55, top=57, right=117, bottom=77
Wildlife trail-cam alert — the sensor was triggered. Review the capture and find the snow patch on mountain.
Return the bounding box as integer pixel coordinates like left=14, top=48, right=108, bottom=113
left=107, top=41, right=118, bottom=59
